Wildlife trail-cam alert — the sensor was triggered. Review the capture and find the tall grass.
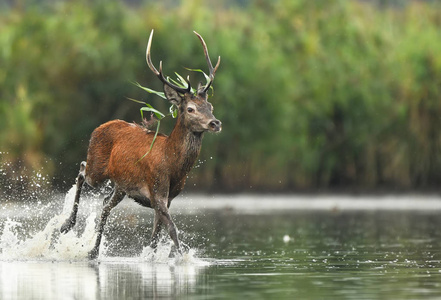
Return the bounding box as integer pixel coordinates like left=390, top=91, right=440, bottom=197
left=1, top=0, right=441, bottom=194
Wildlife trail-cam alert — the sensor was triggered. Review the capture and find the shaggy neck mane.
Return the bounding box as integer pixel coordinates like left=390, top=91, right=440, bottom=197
left=167, top=115, right=203, bottom=176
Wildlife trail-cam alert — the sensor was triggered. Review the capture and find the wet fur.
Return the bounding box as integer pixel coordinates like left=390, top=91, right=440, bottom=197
left=60, top=84, right=219, bottom=259
left=86, top=118, right=202, bottom=206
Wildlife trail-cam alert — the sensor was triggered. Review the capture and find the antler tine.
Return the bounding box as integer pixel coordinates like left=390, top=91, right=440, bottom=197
left=146, top=30, right=160, bottom=76
left=146, top=30, right=191, bottom=94
left=193, top=31, right=221, bottom=93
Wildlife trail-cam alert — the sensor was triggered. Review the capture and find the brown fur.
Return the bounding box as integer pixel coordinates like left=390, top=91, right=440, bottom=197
left=60, top=85, right=221, bottom=259
left=61, top=30, right=221, bottom=259
left=86, top=117, right=202, bottom=205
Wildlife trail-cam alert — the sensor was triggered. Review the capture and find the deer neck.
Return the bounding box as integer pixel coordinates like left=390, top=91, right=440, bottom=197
left=167, top=116, right=203, bottom=174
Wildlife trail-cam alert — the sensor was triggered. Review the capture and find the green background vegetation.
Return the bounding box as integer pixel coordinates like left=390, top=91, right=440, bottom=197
left=1, top=0, right=441, bottom=196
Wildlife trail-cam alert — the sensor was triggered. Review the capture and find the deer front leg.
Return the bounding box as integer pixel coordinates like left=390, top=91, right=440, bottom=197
left=155, top=201, right=181, bottom=256
left=88, top=187, right=125, bottom=259
left=149, top=211, right=163, bottom=250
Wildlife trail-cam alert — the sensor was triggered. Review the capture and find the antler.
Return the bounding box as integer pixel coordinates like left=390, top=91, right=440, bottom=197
left=146, top=30, right=191, bottom=94
left=193, top=31, right=221, bottom=94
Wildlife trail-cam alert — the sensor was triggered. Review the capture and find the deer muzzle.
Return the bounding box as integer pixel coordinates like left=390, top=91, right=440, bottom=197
left=209, top=119, right=222, bottom=132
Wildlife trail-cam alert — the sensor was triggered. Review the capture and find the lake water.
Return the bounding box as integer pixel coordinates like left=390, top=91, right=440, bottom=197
left=1, top=188, right=441, bottom=299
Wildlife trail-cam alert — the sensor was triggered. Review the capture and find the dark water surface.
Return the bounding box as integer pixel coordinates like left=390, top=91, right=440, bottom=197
left=1, top=191, right=441, bottom=299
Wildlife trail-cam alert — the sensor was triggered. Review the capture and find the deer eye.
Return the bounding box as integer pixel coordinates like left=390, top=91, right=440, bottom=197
left=187, top=107, right=195, bottom=113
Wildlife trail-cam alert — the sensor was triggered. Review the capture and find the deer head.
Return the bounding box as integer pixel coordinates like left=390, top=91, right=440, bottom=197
left=146, top=30, right=222, bottom=133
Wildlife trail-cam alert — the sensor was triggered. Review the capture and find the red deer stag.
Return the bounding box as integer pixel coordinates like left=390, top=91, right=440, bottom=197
left=60, top=30, right=221, bottom=259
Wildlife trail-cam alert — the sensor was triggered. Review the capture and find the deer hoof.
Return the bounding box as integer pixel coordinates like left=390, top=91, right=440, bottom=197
left=168, top=245, right=183, bottom=258
left=181, top=242, right=190, bottom=253
left=60, top=219, right=74, bottom=234
left=79, top=161, right=87, bottom=173
left=88, top=248, right=99, bottom=260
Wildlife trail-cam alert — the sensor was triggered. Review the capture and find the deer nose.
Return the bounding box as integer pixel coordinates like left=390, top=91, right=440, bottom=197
left=209, top=119, right=222, bottom=132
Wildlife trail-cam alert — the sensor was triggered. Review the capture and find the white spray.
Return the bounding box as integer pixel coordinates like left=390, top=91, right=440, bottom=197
left=0, top=185, right=207, bottom=265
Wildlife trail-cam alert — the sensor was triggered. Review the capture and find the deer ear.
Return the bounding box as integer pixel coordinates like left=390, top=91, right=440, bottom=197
left=163, top=84, right=182, bottom=106
left=197, top=82, right=208, bottom=100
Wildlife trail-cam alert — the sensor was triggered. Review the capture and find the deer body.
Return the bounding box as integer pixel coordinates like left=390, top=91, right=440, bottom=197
left=86, top=118, right=201, bottom=204
left=60, top=30, right=221, bottom=259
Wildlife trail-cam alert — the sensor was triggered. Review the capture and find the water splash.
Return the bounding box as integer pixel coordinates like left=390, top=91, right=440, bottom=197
left=0, top=185, right=209, bottom=266
left=0, top=156, right=55, bottom=202
left=0, top=208, right=97, bottom=261
left=135, top=244, right=208, bottom=266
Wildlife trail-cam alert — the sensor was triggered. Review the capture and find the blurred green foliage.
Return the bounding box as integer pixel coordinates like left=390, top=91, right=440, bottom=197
left=1, top=0, right=441, bottom=194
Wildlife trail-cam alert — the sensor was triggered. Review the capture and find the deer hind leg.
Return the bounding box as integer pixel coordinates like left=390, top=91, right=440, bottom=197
left=103, top=188, right=114, bottom=206
left=88, top=187, right=125, bottom=259
left=60, top=161, right=86, bottom=234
